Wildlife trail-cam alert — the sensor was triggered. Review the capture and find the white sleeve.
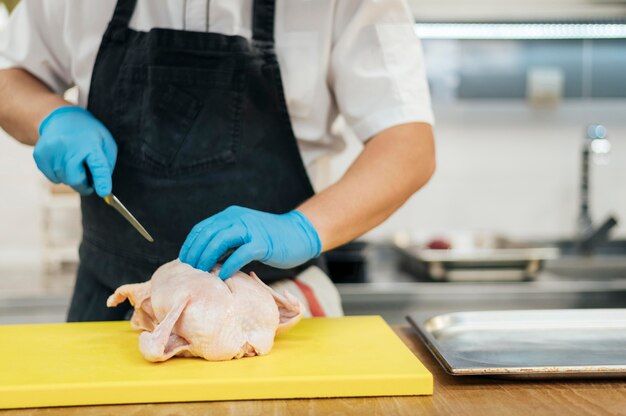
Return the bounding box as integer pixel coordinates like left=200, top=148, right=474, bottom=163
left=0, top=0, right=72, bottom=94
left=330, top=0, right=434, bottom=143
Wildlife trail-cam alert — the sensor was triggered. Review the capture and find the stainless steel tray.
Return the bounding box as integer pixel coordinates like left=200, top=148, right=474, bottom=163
left=408, top=309, right=626, bottom=378
left=395, top=245, right=560, bottom=282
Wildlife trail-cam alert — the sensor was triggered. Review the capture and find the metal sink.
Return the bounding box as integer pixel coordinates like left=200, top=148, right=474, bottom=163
left=543, top=239, right=626, bottom=279
left=554, top=239, right=626, bottom=256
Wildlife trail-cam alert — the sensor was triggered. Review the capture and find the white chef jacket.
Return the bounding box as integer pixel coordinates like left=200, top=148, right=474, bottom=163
left=0, top=0, right=433, bottom=175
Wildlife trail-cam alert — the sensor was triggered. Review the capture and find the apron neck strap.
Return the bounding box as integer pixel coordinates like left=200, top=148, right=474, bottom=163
left=252, top=0, right=276, bottom=43
left=109, top=0, right=274, bottom=43
left=110, top=0, right=137, bottom=27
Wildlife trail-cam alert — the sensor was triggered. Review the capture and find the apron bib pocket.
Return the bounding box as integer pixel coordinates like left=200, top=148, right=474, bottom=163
left=141, top=83, right=202, bottom=166
left=143, top=66, right=246, bottom=174
left=116, top=66, right=246, bottom=175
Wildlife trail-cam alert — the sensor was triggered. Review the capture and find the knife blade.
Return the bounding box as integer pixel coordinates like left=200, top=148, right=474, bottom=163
left=84, top=162, right=154, bottom=243
left=103, top=194, right=154, bottom=243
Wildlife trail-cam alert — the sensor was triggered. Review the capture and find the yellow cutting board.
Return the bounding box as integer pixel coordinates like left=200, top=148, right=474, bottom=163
left=0, top=316, right=432, bottom=409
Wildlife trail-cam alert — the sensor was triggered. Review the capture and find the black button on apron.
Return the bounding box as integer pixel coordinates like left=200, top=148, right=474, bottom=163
left=67, top=0, right=324, bottom=322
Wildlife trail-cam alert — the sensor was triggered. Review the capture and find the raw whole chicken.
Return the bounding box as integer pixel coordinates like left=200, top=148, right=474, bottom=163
left=106, top=259, right=304, bottom=362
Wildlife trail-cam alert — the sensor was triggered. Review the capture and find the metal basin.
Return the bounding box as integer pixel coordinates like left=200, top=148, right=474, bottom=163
left=543, top=239, right=626, bottom=279
left=554, top=239, right=626, bottom=256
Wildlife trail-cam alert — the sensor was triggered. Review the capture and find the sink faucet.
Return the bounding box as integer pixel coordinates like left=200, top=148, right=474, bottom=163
left=578, top=124, right=618, bottom=253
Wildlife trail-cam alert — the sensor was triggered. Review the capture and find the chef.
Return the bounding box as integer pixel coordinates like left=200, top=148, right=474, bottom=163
left=0, top=0, right=435, bottom=321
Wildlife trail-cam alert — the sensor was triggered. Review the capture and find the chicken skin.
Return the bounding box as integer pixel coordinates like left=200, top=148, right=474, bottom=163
left=107, top=260, right=303, bottom=362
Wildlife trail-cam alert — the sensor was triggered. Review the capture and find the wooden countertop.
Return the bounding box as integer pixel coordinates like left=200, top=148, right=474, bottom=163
left=2, top=326, right=626, bottom=416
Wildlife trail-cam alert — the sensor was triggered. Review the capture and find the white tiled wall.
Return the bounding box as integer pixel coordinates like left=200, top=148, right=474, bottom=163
left=0, top=131, right=46, bottom=297
left=0, top=131, right=43, bottom=266
left=325, top=100, right=626, bottom=242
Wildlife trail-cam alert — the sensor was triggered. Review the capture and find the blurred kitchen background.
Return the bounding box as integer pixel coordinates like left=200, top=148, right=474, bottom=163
left=1, top=0, right=626, bottom=324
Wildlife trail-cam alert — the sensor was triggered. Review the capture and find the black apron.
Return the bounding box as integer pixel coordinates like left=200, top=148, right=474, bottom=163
left=67, top=0, right=322, bottom=322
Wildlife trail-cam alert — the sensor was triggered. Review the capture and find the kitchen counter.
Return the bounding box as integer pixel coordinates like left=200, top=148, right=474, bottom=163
left=2, top=326, right=625, bottom=416
left=338, top=274, right=626, bottom=323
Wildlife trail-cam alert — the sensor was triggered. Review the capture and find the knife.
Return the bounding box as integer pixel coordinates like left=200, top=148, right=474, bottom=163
left=103, top=194, right=154, bottom=243
left=84, top=163, right=154, bottom=243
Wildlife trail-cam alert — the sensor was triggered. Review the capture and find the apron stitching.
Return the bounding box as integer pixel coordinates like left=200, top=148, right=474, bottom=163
left=206, top=0, right=210, bottom=32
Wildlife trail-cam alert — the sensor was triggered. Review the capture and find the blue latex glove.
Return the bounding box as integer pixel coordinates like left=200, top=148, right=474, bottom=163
left=179, top=206, right=322, bottom=279
left=34, top=106, right=117, bottom=197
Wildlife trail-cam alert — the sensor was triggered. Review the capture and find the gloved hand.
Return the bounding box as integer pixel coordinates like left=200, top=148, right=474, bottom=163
left=179, top=206, right=322, bottom=279
left=34, top=106, right=117, bottom=197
